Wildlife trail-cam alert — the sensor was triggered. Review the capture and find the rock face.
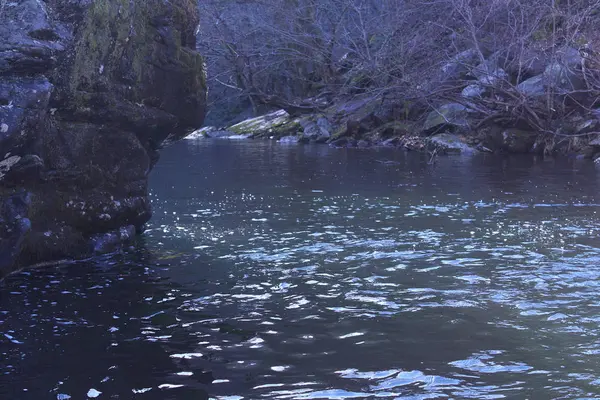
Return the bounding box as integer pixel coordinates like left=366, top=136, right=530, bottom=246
left=0, top=0, right=207, bottom=275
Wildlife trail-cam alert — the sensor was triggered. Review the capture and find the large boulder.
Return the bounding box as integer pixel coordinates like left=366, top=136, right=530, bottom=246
left=227, top=110, right=300, bottom=138
left=0, top=0, right=207, bottom=275
left=516, top=47, right=587, bottom=101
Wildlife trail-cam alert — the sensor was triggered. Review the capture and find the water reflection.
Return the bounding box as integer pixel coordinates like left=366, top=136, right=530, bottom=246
left=2, top=140, right=600, bottom=399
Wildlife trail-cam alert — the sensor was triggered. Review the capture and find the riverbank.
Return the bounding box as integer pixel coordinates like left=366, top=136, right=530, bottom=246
left=193, top=45, right=600, bottom=161
left=187, top=104, right=600, bottom=162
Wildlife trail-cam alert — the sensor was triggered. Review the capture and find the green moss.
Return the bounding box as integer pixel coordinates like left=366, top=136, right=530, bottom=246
left=66, top=0, right=206, bottom=112
left=228, top=111, right=298, bottom=138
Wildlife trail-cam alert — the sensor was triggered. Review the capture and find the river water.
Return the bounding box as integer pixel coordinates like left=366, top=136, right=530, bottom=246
left=2, top=140, right=600, bottom=399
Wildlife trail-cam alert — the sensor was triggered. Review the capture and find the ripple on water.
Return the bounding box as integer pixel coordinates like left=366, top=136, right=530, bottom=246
left=4, top=143, right=600, bottom=399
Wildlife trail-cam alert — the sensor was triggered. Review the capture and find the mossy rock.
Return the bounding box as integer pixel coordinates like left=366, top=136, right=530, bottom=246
left=228, top=110, right=300, bottom=138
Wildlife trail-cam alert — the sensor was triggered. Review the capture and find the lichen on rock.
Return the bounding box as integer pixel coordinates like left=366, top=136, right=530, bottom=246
left=0, top=0, right=207, bottom=275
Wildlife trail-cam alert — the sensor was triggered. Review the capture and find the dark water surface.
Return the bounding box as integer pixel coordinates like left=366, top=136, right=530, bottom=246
left=3, top=140, right=600, bottom=399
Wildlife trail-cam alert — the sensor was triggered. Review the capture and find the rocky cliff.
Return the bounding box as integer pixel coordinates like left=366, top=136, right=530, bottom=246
left=0, top=0, right=207, bottom=275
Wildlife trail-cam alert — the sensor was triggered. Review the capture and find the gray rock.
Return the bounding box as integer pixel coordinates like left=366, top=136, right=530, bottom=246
left=440, top=49, right=481, bottom=84
left=516, top=75, right=545, bottom=97
left=488, top=49, right=546, bottom=80
left=544, top=62, right=586, bottom=95
left=462, top=84, right=486, bottom=99
left=0, top=0, right=208, bottom=275
left=0, top=78, right=53, bottom=152
left=0, top=0, right=68, bottom=76
left=316, top=117, right=332, bottom=133
left=424, top=103, right=470, bottom=132
left=470, top=60, right=509, bottom=84
left=301, top=120, right=330, bottom=143
left=428, top=133, right=475, bottom=154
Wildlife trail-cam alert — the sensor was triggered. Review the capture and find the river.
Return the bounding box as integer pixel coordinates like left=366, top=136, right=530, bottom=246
left=2, top=140, right=600, bottom=399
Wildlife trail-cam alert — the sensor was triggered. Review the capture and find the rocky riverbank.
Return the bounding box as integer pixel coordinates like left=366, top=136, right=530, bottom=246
left=190, top=46, right=600, bottom=161
left=0, top=0, right=207, bottom=276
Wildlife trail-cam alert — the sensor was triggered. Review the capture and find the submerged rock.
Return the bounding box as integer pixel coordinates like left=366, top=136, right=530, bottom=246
left=0, top=0, right=207, bottom=275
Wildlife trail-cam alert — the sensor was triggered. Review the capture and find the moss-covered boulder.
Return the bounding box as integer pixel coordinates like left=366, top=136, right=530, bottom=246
left=0, top=0, right=207, bottom=275
left=227, top=110, right=301, bottom=138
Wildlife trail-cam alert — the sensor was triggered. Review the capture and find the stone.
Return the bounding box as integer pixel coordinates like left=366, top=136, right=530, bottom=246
left=279, top=135, right=300, bottom=144
left=428, top=134, right=475, bottom=154
left=439, top=49, right=481, bottom=84
left=544, top=62, right=586, bottom=95
left=300, top=117, right=331, bottom=143
left=470, top=60, right=509, bottom=85
left=0, top=0, right=207, bottom=275
left=317, top=117, right=332, bottom=133
left=516, top=75, right=545, bottom=97
left=488, top=49, right=546, bottom=81
left=423, top=103, right=470, bottom=132
left=462, top=84, right=486, bottom=99
left=228, top=110, right=300, bottom=138
left=0, top=78, right=53, bottom=153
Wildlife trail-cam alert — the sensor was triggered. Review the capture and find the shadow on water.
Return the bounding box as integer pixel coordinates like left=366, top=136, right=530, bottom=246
left=0, top=244, right=210, bottom=399
left=3, top=140, right=600, bottom=399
